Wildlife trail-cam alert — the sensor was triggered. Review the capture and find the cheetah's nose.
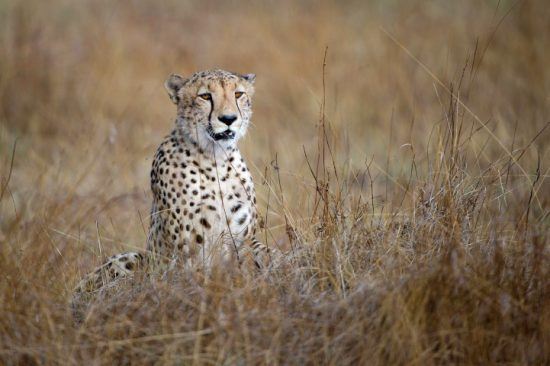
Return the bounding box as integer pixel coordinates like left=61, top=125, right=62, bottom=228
left=218, top=114, right=237, bottom=126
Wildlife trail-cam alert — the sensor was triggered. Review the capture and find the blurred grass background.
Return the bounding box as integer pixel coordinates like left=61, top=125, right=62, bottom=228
left=0, top=0, right=548, bottom=364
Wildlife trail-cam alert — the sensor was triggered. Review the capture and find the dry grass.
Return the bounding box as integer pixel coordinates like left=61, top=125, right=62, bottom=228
left=1, top=0, right=549, bottom=364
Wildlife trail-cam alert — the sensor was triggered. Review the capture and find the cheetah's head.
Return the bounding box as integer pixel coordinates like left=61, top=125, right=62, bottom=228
left=165, top=69, right=255, bottom=152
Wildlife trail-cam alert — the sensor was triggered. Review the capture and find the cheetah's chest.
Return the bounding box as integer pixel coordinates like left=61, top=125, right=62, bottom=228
left=162, top=148, right=256, bottom=246
left=187, top=155, right=256, bottom=244
left=149, top=135, right=258, bottom=263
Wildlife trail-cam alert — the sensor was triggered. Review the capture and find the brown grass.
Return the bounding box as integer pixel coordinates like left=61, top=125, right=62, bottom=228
left=1, top=0, right=549, bottom=364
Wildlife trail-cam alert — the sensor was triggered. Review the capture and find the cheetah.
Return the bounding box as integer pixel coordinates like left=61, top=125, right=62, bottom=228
left=73, top=69, right=270, bottom=299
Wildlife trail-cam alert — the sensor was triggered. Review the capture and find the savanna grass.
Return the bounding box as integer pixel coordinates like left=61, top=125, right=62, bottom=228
left=1, top=0, right=548, bottom=364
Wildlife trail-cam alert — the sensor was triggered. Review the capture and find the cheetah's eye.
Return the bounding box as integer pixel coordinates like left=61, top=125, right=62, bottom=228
left=198, top=93, right=211, bottom=101
left=235, top=91, right=244, bottom=99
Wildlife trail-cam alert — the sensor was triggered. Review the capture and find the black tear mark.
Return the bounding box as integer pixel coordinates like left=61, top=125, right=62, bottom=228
left=208, top=98, right=214, bottom=124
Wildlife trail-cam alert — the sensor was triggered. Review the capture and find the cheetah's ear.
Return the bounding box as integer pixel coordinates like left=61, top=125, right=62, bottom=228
left=242, top=73, right=256, bottom=84
left=164, top=74, right=186, bottom=104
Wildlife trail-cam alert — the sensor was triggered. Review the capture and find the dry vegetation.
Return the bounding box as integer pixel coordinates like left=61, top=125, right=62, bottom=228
left=1, top=0, right=549, bottom=364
